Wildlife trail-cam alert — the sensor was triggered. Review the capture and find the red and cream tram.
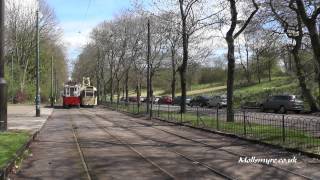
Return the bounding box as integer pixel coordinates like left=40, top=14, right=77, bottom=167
left=62, top=81, right=81, bottom=108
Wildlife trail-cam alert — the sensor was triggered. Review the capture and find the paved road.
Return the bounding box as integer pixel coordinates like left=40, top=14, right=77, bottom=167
left=12, top=107, right=320, bottom=179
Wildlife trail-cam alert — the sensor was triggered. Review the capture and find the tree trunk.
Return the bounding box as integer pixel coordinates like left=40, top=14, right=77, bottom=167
left=179, top=0, right=188, bottom=113
left=179, top=68, right=187, bottom=112
left=288, top=47, right=292, bottom=72
left=136, top=84, right=140, bottom=104
left=110, top=69, right=114, bottom=103
left=116, top=79, right=120, bottom=104
left=226, top=36, right=235, bottom=122
left=179, top=23, right=188, bottom=113
left=268, top=59, right=272, bottom=82
left=225, top=0, right=237, bottom=122
left=96, top=56, right=100, bottom=104
left=171, top=47, right=176, bottom=99
left=245, top=44, right=250, bottom=83
left=96, top=74, right=100, bottom=104
left=122, top=85, right=125, bottom=98
left=125, top=71, right=129, bottom=101
left=295, top=0, right=320, bottom=97
left=256, top=53, right=261, bottom=84
left=292, top=51, right=318, bottom=111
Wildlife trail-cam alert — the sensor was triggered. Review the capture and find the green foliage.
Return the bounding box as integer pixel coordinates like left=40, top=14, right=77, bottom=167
left=5, top=39, right=68, bottom=103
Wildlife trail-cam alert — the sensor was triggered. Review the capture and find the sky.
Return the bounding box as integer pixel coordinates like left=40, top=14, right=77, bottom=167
left=46, top=0, right=138, bottom=71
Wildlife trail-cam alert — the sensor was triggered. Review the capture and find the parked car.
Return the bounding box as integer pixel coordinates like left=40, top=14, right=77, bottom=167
left=128, top=96, right=138, bottom=102
left=241, top=101, right=260, bottom=109
left=208, top=95, right=227, bottom=108
left=139, top=97, right=146, bottom=102
left=190, top=96, right=210, bottom=107
left=153, top=96, right=161, bottom=104
left=172, top=96, right=191, bottom=106
left=158, top=96, right=173, bottom=105
left=119, top=97, right=126, bottom=102
left=260, top=95, right=304, bottom=114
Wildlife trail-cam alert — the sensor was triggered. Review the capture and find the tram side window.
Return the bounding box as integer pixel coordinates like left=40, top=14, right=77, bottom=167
left=64, top=88, right=67, bottom=96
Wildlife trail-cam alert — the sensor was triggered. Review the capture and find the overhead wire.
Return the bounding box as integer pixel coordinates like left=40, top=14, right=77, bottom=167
left=78, top=0, right=92, bottom=34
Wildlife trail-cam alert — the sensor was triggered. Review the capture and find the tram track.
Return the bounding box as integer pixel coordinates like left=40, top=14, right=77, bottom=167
left=74, top=109, right=176, bottom=180
left=82, top=109, right=237, bottom=180
left=69, top=112, right=93, bottom=180
left=85, top=108, right=315, bottom=180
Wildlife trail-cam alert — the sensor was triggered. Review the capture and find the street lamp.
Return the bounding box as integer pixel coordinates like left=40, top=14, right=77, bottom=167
left=0, top=0, right=7, bottom=131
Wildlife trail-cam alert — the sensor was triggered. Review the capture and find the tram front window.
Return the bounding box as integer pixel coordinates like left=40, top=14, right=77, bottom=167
left=85, top=91, right=93, bottom=97
left=70, top=88, right=75, bottom=96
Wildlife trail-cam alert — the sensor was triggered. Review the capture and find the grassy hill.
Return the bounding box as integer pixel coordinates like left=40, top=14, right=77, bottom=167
left=126, top=76, right=318, bottom=109
left=184, top=76, right=301, bottom=107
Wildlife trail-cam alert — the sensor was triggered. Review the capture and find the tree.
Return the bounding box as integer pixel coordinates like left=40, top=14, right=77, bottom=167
left=224, top=0, right=259, bottom=121
left=5, top=0, right=67, bottom=102
left=293, top=0, right=320, bottom=103
left=157, top=0, right=220, bottom=113
left=269, top=0, right=319, bottom=111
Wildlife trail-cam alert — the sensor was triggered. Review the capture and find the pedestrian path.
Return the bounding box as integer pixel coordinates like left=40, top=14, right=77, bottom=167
left=8, top=105, right=53, bottom=134
left=11, top=108, right=87, bottom=180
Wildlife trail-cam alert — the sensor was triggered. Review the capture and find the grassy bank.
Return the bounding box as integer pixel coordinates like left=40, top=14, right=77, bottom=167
left=109, top=76, right=316, bottom=109
left=0, top=131, right=30, bottom=168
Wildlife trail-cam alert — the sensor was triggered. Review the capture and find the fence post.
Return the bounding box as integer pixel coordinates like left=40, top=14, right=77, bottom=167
left=243, top=111, right=247, bottom=136
left=211, top=108, right=214, bottom=128
left=196, top=107, right=199, bottom=127
left=167, top=104, right=169, bottom=120
left=282, top=114, right=285, bottom=143
left=180, top=107, right=183, bottom=123
left=158, top=103, right=160, bottom=117
left=216, top=107, right=219, bottom=130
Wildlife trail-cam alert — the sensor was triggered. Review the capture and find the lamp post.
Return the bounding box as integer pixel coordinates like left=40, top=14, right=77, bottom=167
left=0, top=0, right=7, bottom=131
left=35, top=6, right=40, bottom=117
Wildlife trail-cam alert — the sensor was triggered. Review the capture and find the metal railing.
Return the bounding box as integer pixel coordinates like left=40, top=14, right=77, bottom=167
left=101, top=101, right=320, bottom=156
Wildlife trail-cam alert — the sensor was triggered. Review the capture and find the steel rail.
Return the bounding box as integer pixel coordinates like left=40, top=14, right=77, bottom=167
left=69, top=113, right=92, bottom=180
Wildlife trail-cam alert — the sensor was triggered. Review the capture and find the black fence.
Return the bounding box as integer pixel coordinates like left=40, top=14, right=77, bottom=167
left=102, top=101, right=320, bottom=156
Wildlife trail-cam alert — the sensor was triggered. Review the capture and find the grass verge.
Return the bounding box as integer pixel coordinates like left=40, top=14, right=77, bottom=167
left=0, top=131, right=30, bottom=168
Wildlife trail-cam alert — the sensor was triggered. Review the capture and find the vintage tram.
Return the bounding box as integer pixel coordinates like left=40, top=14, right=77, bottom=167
left=80, top=77, right=97, bottom=107
left=62, top=77, right=97, bottom=108
left=62, top=81, right=81, bottom=108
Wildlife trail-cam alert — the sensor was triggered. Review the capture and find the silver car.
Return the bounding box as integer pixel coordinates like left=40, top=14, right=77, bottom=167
left=208, top=95, right=227, bottom=108
left=260, top=95, right=304, bottom=113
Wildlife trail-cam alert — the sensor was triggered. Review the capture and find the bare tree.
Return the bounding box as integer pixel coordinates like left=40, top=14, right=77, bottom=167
left=268, top=0, right=319, bottom=111
left=292, top=0, right=320, bottom=103
left=224, top=0, right=259, bottom=122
